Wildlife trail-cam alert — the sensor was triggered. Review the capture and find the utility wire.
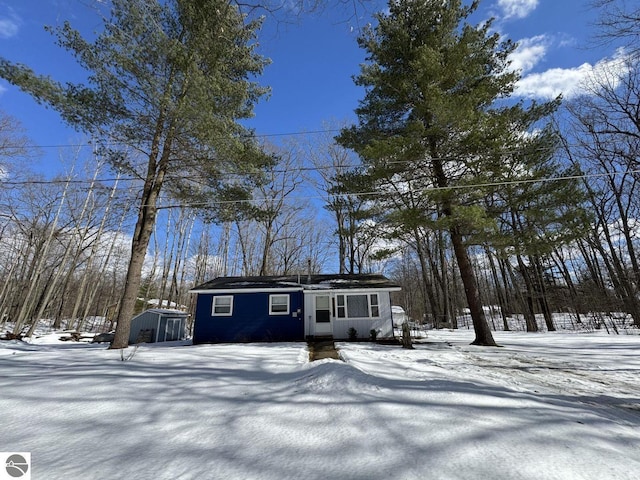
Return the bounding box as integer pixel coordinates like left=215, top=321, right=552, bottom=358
left=24, top=128, right=344, bottom=150
left=153, top=168, right=640, bottom=209
left=3, top=143, right=586, bottom=185
left=2, top=164, right=638, bottom=201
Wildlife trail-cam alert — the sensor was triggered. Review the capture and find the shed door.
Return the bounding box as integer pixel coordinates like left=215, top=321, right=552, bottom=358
left=314, top=295, right=332, bottom=335
left=164, top=318, right=181, bottom=341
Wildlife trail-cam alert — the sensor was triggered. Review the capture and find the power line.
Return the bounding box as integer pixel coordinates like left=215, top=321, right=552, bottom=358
left=3, top=143, right=581, bottom=186
left=2, top=162, right=637, bottom=198
left=153, top=168, right=640, bottom=210
left=23, top=128, right=344, bottom=150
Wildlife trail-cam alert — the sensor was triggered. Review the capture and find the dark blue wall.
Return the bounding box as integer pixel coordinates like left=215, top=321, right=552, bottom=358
left=193, top=290, right=304, bottom=343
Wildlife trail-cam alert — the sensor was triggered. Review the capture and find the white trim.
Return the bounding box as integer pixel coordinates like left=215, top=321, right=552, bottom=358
left=313, top=294, right=333, bottom=335
left=212, top=295, right=234, bottom=316
left=269, top=294, right=290, bottom=315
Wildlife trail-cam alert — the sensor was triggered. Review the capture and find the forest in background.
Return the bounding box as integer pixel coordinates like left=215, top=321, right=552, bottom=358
left=0, top=0, right=639, bottom=339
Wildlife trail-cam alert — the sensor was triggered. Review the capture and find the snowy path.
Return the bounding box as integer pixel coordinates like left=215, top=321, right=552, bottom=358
left=1, top=331, right=639, bottom=479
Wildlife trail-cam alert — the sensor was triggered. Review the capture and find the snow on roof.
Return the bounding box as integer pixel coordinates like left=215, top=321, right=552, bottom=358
left=137, top=308, right=188, bottom=316
left=191, top=274, right=401, bottom=292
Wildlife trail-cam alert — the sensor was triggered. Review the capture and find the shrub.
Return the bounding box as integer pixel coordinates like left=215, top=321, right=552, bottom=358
left=348, top=327, right=358, bottom=341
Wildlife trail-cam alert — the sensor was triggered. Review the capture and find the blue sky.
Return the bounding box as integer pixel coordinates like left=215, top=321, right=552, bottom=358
left=0, top=0, right=627, bottom=178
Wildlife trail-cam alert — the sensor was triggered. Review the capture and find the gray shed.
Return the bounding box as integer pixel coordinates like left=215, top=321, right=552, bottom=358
left=128, top=309, right=188, bottom=344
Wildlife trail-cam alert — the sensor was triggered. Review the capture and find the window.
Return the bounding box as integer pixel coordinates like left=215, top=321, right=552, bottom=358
left=337, top=295, right=346, bottom=318
left=212, top=296, right=233, bottom=316
left=269, top=295, right=290, bottom=315
left=370, top=294, right=379, bottom=317
left=347, top=295, right=368, bottom=317
left=336, top=293, right=380, bottom=318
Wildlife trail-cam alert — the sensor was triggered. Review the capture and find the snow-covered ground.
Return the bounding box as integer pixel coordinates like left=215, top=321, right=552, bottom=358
left=1, top=330, right=639, bottom=480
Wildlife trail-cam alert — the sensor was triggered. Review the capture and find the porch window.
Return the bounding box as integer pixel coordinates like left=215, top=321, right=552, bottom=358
left=212, top=296, right=233, bottom=316
left=269, top=294, right=290, bottom=315
left=336, top=295, right=346, bottom=318
left=370, top=294, right=379, bottom=317
left=336, top=293, right=380, bottom=318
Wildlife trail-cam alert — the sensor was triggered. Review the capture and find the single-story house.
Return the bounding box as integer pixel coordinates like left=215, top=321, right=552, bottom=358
left=190, top=274, right=401, bottom=343
left=128, top=308, right=189, bottom=344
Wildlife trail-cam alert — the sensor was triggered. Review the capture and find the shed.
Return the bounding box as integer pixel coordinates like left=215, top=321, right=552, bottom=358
left=128, top=308, right=188, bottom=344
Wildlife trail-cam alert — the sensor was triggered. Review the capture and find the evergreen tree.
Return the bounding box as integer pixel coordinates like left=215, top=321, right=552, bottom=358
left=487, top=149, right=590, bottom=332
left=338, top=0, right=564, bottom=345
left=0, top=0, right=270, bottom=348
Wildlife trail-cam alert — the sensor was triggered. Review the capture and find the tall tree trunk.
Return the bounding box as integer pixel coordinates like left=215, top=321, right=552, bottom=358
left=432, top=156, right=496, bottom=345
left=411, top=229, right=441, bottom=328
left=159, top=212, right=174, bottom=305
left=336, top=210, right=346, bottom=274
left=423, top=229, right=449, bottom=327
left=110, top=117, right=175, bottom=348
left=486, top=247, right=510, bottom=331
left=110, top=186, right=159, bottom=349
left=532, top=255, right=555, bottom=331
left=496, top=255, right=515, bottom=316
left=175, top=212, right=195, bottom=309
left=609, top=173, right=640, bottom=284
left=450, top=226, right=497, bottom=345
left=515, top=254, right=539, bottom=332
left=550, top=247, right=583, bottom=323
left=438, top=230, right=454, bottom=328
left=259, top=218, right=274, bottom=276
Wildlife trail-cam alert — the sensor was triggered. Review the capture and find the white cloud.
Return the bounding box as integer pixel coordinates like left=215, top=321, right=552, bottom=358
left=515, top=65, right=590, bottom=99
left=509, top=35, right=550, bottom=73
left=0, top=13, right=20, bottom=39
left=515, top=49, right=632, bottom=100
left=497, top=0, right=539, bottom=20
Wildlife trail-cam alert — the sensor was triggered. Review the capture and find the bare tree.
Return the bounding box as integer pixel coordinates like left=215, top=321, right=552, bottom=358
left=0, top=110, right=32, bottom=178
left=591, top=0, right=640, bottom=57
left=252, top=147, right=306, bottom=276
left=305, top=127, right=380, bottom=274
left=564, top=56, right=640, bottom=326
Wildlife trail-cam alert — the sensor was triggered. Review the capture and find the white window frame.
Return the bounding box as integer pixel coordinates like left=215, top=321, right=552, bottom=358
left=370, top=294, right=380, bottom=317
left=212, top=295, right=234, bottom=316
left=269, top=294, right=290, bottom=315
left=336, top=293, right=380, bottom=319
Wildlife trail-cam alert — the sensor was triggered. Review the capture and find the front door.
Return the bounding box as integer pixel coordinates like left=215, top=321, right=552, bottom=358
left=314, top=295, right=333, bottom=336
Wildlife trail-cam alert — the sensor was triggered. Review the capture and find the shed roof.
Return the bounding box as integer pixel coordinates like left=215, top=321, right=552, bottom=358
left=133, top=308, right=189, bottom=318
left=191, top=274, right=400, bottom=293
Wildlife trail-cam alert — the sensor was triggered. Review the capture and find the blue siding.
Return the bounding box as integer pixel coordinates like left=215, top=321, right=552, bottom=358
left=193, top=291, right=304, bottom=343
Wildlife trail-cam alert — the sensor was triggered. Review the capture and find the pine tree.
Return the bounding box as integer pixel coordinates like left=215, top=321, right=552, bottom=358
left=0, top=0, right=270, bottom=348
left=338, top=0, right=564, bottom=345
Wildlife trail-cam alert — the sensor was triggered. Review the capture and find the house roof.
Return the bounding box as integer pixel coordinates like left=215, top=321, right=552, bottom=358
left=190, top=274, right=401, bottom=293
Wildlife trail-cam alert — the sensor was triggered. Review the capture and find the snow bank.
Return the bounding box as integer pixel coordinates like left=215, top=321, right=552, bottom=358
left=1, top=332, right=639, bottom=479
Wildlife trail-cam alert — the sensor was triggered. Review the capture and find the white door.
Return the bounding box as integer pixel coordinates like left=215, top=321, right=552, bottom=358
left=314, top=295, right=333, bottom=336
left=164, top=318, right=180, bottom=341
